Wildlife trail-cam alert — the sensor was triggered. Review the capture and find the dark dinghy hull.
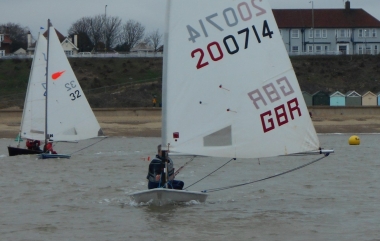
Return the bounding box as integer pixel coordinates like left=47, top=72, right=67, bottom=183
left=8, top=146, right=43, bottom=156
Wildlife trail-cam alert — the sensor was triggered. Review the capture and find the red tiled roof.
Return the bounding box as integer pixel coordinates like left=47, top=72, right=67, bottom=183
left=1, top=34, right=12, bottom=44
left=273, top=9, right=380, bottom=28
left=42, top=28, right=66, bottom=42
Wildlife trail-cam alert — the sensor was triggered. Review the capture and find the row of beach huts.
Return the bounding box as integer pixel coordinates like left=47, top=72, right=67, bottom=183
left=303, top=91, right=380, bottom=106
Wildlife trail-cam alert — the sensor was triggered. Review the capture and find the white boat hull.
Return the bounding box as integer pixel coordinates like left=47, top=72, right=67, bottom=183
left=130, top=188, right=208, bottom=205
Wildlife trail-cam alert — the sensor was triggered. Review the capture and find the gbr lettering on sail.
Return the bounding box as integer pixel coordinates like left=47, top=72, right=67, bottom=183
left=247, top=76, right=301, bottom=133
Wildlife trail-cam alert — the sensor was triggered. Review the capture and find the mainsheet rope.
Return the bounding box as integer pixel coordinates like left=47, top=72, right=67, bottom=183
left=69, top=137, right=108, bottom=155
left=200, top=153, right=330, bottom=193
left=184, top=157, right=236, bottom=190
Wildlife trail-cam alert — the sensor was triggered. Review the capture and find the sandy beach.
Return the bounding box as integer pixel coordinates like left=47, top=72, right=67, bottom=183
left=1, top=107, right=380, bottom=138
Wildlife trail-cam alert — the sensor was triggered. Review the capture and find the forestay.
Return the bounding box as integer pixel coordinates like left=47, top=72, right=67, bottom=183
left=162, top=0, right=319, bottom=159
left=21, top=33, right=47, bottom=140
left=46, top=26, right=103, bottom=142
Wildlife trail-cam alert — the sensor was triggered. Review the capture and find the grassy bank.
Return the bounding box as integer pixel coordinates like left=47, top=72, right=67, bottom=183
left=1, top=55, right=380, bottom=108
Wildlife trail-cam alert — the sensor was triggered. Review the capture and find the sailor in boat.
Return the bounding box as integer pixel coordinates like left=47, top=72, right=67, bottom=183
left=43, top=142, right=57, bottom=154
left=26, top=139, right=42, bottom=151
left=147, top=145, right=184, bottom=190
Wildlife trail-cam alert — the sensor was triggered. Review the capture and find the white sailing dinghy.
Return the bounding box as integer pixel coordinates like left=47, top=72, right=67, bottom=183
left=130, top=0, right=333, bottom=204
left=8, top=33, right=47, bottom=156
left=39, top=20, right=104, bottom=159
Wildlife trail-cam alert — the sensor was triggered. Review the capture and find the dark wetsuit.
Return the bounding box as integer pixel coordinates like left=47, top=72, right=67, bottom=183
left=146, top=155, right=184, bottom=190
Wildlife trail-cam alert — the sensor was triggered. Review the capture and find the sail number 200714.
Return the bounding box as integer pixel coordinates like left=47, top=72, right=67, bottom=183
left=188, top=0, right=272, bottom=69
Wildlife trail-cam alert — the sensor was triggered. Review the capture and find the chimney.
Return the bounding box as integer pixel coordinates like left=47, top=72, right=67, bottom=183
left=27, top=31, right=31, bottom=48
left=345, top=1, right=350, bottom=11
left=74, top=34, right=78, bottom=47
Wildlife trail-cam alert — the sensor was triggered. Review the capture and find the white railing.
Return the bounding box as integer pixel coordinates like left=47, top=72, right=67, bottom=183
left=0, top=52, right=164, bottom=59
left=288, top=51, right=342, bottom=56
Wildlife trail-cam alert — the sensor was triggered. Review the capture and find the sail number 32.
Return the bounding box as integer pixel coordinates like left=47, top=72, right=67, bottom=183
left=65, top=80, right=82, bottom=101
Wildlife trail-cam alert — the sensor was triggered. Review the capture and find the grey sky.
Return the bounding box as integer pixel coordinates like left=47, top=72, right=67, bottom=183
left=1, top=0, right=379, bottom=39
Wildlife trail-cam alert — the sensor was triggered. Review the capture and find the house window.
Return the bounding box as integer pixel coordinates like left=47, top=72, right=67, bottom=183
left=322, top=29, right=327, bottom=38
left=339, top=29, right=346, bottom=38
left=358, top=45, right=364, bottom=54
left=64, top=50, right=73, bottom=56
left=372, top=29, right=377, bottom=37
left=364, top=29, right=370, bottom=37
left=315, top=29, right=321, bottom=38
left=0, top=34, right=3, bottom=42
left=291, top=29, right=299, bottom=38
left=358, top=29, right=363, bottom=37
left=375, top=45, right=379, bottom=55
left=366, top=45, right=371, bottom=54
left=0, top=50, right=4, bottom=56
left=291, top=46, right=299, bottom=52
left=309, top=29, right=313, bottom=38
left=315, top=46, right=322, bottom=52
left=324, top=46, right=329, bottom=52
left=308, top=45, right=313, bottom=52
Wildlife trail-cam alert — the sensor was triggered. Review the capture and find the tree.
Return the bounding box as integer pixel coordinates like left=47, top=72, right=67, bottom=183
left=118, top=20, right=145, bottom=52
left=0, top=23, right=29, bottom=52
left=145, top=29, right=162, bottom=52
left=88, top=15, right=105, bottom=51
left=68, top=17, right=94, bottom=52
left=103, top=16, right=122, bottom=50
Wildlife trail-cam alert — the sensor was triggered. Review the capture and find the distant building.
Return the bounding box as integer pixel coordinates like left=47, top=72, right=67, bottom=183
left=27, top=29, right=78, bottom=56
left=0, top=32, right=12, bottom=57
left=273, top=1, right=380, bottom=55
left=14, top=48, right=27, bottom=55
left=345, top=91, right=362, bottom=106
left=362, top=91, right=377, bottom=106
left=131, top=42, right=155, bottom=54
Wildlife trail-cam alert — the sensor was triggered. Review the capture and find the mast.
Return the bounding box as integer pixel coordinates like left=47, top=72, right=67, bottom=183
left=160, top=0, right=171, bottom=188
left=161, top=0, right=171, bottom=150
left=45, top=19, right=50, bottom=144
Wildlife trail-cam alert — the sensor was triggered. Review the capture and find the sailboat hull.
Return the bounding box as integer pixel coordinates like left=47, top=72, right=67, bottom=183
left=39, top=153, right=71, bottom=159
left=130, top=188, right=208, bottom=205
left=8, top=146, right=43, bottom=156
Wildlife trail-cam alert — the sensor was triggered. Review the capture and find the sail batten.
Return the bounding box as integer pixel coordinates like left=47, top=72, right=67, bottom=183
left=162, top=0, right=319, bottom=159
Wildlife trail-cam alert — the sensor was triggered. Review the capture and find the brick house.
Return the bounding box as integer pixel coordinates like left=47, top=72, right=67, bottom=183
left=0, top=32, right=12, bottom=57
left=27, top=29, right=78, bottom=56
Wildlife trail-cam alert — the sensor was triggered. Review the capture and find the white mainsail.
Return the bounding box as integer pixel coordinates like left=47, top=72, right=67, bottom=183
left=20, top=33, right=47, bottom=140
left=46, top=25, right=103, bottom=142
left=162, top=0, right=319, bottom=159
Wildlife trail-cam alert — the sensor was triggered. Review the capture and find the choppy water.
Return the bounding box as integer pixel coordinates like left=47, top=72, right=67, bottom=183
left=0, top=134, right=379, bottom=241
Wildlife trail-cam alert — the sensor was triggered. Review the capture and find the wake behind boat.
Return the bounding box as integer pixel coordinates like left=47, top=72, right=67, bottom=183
left=131, top=0, right=333, bottom=205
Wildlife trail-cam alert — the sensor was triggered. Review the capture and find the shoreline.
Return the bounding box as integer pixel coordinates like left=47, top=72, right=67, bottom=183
left=1, top=108, right=380, bottom=138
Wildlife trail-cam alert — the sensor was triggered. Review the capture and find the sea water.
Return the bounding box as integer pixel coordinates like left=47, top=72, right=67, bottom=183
left=0, top=134, right=379, bottom=241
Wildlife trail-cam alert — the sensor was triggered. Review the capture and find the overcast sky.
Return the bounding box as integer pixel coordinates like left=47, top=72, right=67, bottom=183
left=1, top=0, right=379, bottom=39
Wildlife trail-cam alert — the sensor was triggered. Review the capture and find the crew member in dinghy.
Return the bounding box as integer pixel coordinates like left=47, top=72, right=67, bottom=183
left=147, top=144, right=184, bottom=190
left=26, top=139, right=41, bottom=151
left=43, top=142, right=57, bottom=154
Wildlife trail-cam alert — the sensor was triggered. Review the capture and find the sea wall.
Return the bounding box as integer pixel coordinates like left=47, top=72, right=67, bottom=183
left=1, top=106, right=380, bottom=120
left=308, top=106, right=380, bottom=118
